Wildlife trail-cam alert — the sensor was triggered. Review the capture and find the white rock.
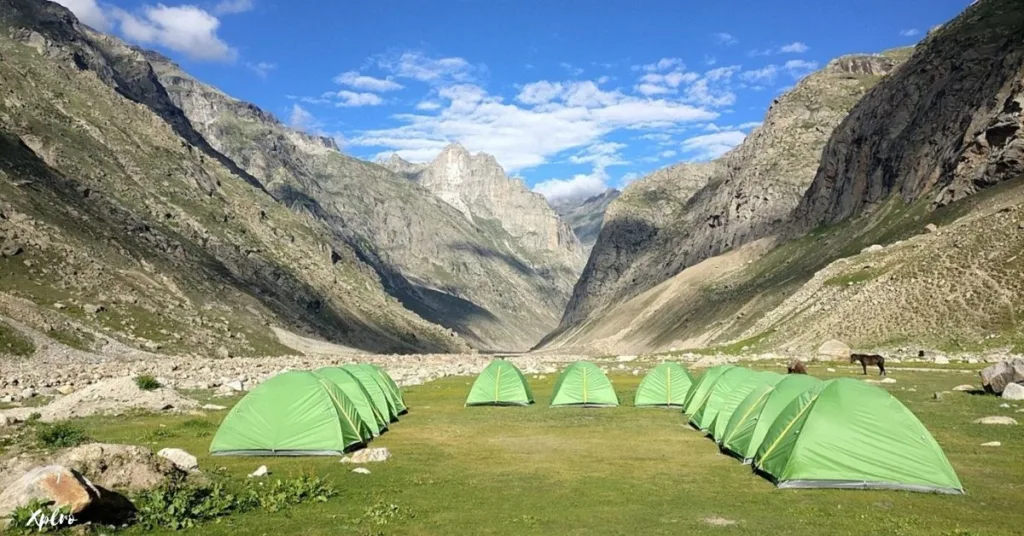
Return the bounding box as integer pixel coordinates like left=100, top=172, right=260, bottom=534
left=157, top=448, right=198, bottom=472
left=880, top=378, right=897, bottom=384
left=248, top=465, right=269, bottom=478
left=934, top=356, right=950, bottom=365
left=861, top=244, right=884, bottom=254
left=225, top=381, right=245, bottom=392
left=1001, top=383, right=1024, bottom=401
left=826, top=368, right=837, bottom=373
left=616, top=355, right=637, bottom=363
left=20, top=388, right=35, bottom=399
left=201, top=404, right=227, bottom=410
left=339, top=447, right=391, bottom=464
left=1000, top=403, right=1011, bottom=408
left=953, top=384, right=976, bottom=392
left=352, top=467, right=371, bottom=475
left=981, top=441, right=1001, bottom=447
left=973, top=416, right=1018, bottom=425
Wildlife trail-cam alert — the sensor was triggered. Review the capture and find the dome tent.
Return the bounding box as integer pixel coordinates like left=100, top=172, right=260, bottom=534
left=465, top=359, right=534, bottom=406
left=367, top=364, right=408, bottom=414
left=754, top=378, right=963, bottom=494
left=550, top=361, right=619, bottom=407
left=342, top=364, right=399, bottom=422
left=634, top=362, right=693, bottom=407
left=681, top=364, right=735, bottom=415
left=709, top=371, right=784, bottom=442
left=315, top=367, right=389, bottom=436
left=689, top=367, right=757, bottom=432
left=720, top=374, right=822, bottom=463
left=210, top=371, right=372, bottom=456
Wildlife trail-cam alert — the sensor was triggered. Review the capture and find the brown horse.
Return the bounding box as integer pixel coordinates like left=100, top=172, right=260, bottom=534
left=787, top=359, right=807, bottom=374
left=850, top=353, right=886, bottom=376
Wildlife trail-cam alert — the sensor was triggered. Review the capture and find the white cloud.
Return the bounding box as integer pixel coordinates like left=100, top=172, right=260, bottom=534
left=636, top=83, right=673, bottom=96
left=53, top=0, right=112, bottom=31
left=740, top=65, right=779, bottom=84
left=738, top=121, right=763, bottom=130
left=659, top=149, right=677, bottom=159
left=213, top=0, right=253, bottom=15
left=334, top=90, right=384, bottom=107
left=784, top=59, right=819, bottom=79
left=681, top=130, right=747, bottom=160
left=619, top=172, right=640, bottom=186
left=533, top=174, right=608, bottom=201
left=779, top=41, right=809, bottom=53
left=114, top=5, right=237, bottom=62
left=415, top=100, right=442, bottom=111
left=246, top=61, right=276, bottom=79
left=635, top=70, right=699, bottom=96
left=333, top=71, right=404, bottom=92
left=643, top=57, right=684, bottom=72
left=517, top=81, right=564, bottom=105
left=289, top=104, right=319, bottom=130
left=900, top=28, right=921, bottom=37
left=378, top=52, right=474, bottom=83
left=715, top=32, right=738, bottom=45
left=682, top=66, right=739, bottom=107
left=704, top=55, right=717, bottom=66
left=639, top=133, right=672, bottom=142
left=352, top=79, right=716, bottom=172
left=560, top=62, right=584, bottom=76
left=748, top=48, right=773, bottom=57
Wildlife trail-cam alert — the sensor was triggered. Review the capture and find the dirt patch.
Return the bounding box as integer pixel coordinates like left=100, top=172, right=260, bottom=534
left=1, top=377, right=199, bottom=422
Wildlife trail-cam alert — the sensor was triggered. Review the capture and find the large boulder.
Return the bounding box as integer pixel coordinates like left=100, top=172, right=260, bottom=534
left=53, top=443, right=183, bottom=493
left=1002, top=382, right=1024, bottom=401
left=817, top=339, right=851, bottom=361
left=0, top=465, right=96, bottom=518
left=980, top=359, right=1024, bottom=394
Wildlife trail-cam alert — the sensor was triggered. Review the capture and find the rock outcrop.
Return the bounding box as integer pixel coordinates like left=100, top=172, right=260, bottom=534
left=382, top=145, right=586, bottom=269
left=550, top=189, right=621, bottom=251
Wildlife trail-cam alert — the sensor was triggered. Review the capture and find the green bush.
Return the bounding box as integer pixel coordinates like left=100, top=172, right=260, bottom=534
left=6, top=499, right=75, bottom=534
left=36, top=422, right=91, bottom=449
left=135, top=375, right=161, bottom=391
left=133, top=475, right=337, bottom=531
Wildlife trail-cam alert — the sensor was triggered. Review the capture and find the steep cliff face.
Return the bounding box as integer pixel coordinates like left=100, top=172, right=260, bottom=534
left=382, top=146, right=586, bottom=270
left=0, top=0, right=467, bottom=356
left=795, top=0, right=1024, bottom=228
left=555, top=51, right=906, bottom=331
left=550, top=189, right=621, bottom=251
left=142, top=57, right=578, bottom=352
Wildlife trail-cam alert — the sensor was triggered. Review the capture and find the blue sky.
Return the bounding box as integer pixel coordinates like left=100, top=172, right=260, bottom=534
left=58, top=0, right=972, bottom=200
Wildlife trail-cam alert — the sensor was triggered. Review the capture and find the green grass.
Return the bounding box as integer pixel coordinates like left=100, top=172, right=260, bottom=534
left=136, top=375, right=162, bottom=391
left=22, top=367, right=1020, bottom=535
left=0, top=320, right=35, bottom=358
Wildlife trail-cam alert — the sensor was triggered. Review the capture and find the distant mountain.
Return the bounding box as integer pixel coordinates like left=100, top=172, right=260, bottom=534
left=550, top=190, right=621, bottom=252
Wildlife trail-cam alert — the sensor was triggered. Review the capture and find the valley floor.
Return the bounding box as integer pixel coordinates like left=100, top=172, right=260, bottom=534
left=5, top=362, right=1022, bottom=535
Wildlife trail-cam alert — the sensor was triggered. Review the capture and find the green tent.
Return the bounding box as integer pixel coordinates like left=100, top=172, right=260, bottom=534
left=709, top=371, right=783, bottom=441
left=550, top=361, right=619, bottom=407
left=634, top=362, right=693, bottom=408
left=315, top=367, right=389, bottom=436
left=720, top=374, right=821, bottom=463
left=368, top=364, right=408, bottom=414
left=465, top=359, right=534, bottom=406
left=681, top=364, right=735, bottom=415
left=354, top=364, right=403, bottom=417
left=210, top=371, right=371, bottom=456
left=342, top=364, right=399, bottom=422
left=689, top=367, right=757, bottom=432
left=754, top=378, right=963, bottom=494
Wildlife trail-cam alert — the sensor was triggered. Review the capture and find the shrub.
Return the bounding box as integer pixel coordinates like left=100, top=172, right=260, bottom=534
left=135, top=375, right=161, bottom=391
left=6, top=499, right=75, bottom=534
left=133, top=475, right=337, bottom=531
left=36, top=422, right=90, bottom=449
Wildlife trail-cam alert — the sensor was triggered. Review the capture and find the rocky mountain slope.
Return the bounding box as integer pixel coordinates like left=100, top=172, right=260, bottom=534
left=550, top=189, right=620, bottom=251
left=0, top=0, right=466, bottom=357
left=109, top=34, right=579, bottom=353
left=540, top=0, right=1024, bottom=355
left=555, top=49, right=910, bottom=332
left=381, top=147, right=585, bottom=269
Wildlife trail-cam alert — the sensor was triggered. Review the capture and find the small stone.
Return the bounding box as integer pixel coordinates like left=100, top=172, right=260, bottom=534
left=20, top=387, right=36, bottom=399
left=157, top=448, right=198, bottom=472
left=973, top=416, right=1018, bottom=425
left=201, top=404, right=227, bottom=411
left=248, top=465, right=269, bottom=478
left=616, top=355, right=637, bottom=363
left=83, top=304, right=104, bottom=314
left=861, top=244, right=884, bottom=254
left=1000, top=403, right=1011, bottom=408
left=53, top=303, right=67, bottom=310
left=340, top=447, right=391, bottom=464
left=934, top=355, right=950, bottom=365
left=351, top=467, right=371, bottom=475
left=933, top=392, right=944, bottom=401
left=953, top=384, right=976, bottom=392
left=56, top=385, right=74, bottom=395
left=215, top=346, right=230, bottom=359
left=980, top=441, right=1001, bottom=447
left=880, top=378, right=897, bottom=384
left=826, top=368, right=837, bottom=373
left=924, top=223, right=939, bottom=233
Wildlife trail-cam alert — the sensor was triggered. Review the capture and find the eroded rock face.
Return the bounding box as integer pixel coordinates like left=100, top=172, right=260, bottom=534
left=557, top=52, right=907, bottom=330
left=795, top=0, right=1024, bottom=228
